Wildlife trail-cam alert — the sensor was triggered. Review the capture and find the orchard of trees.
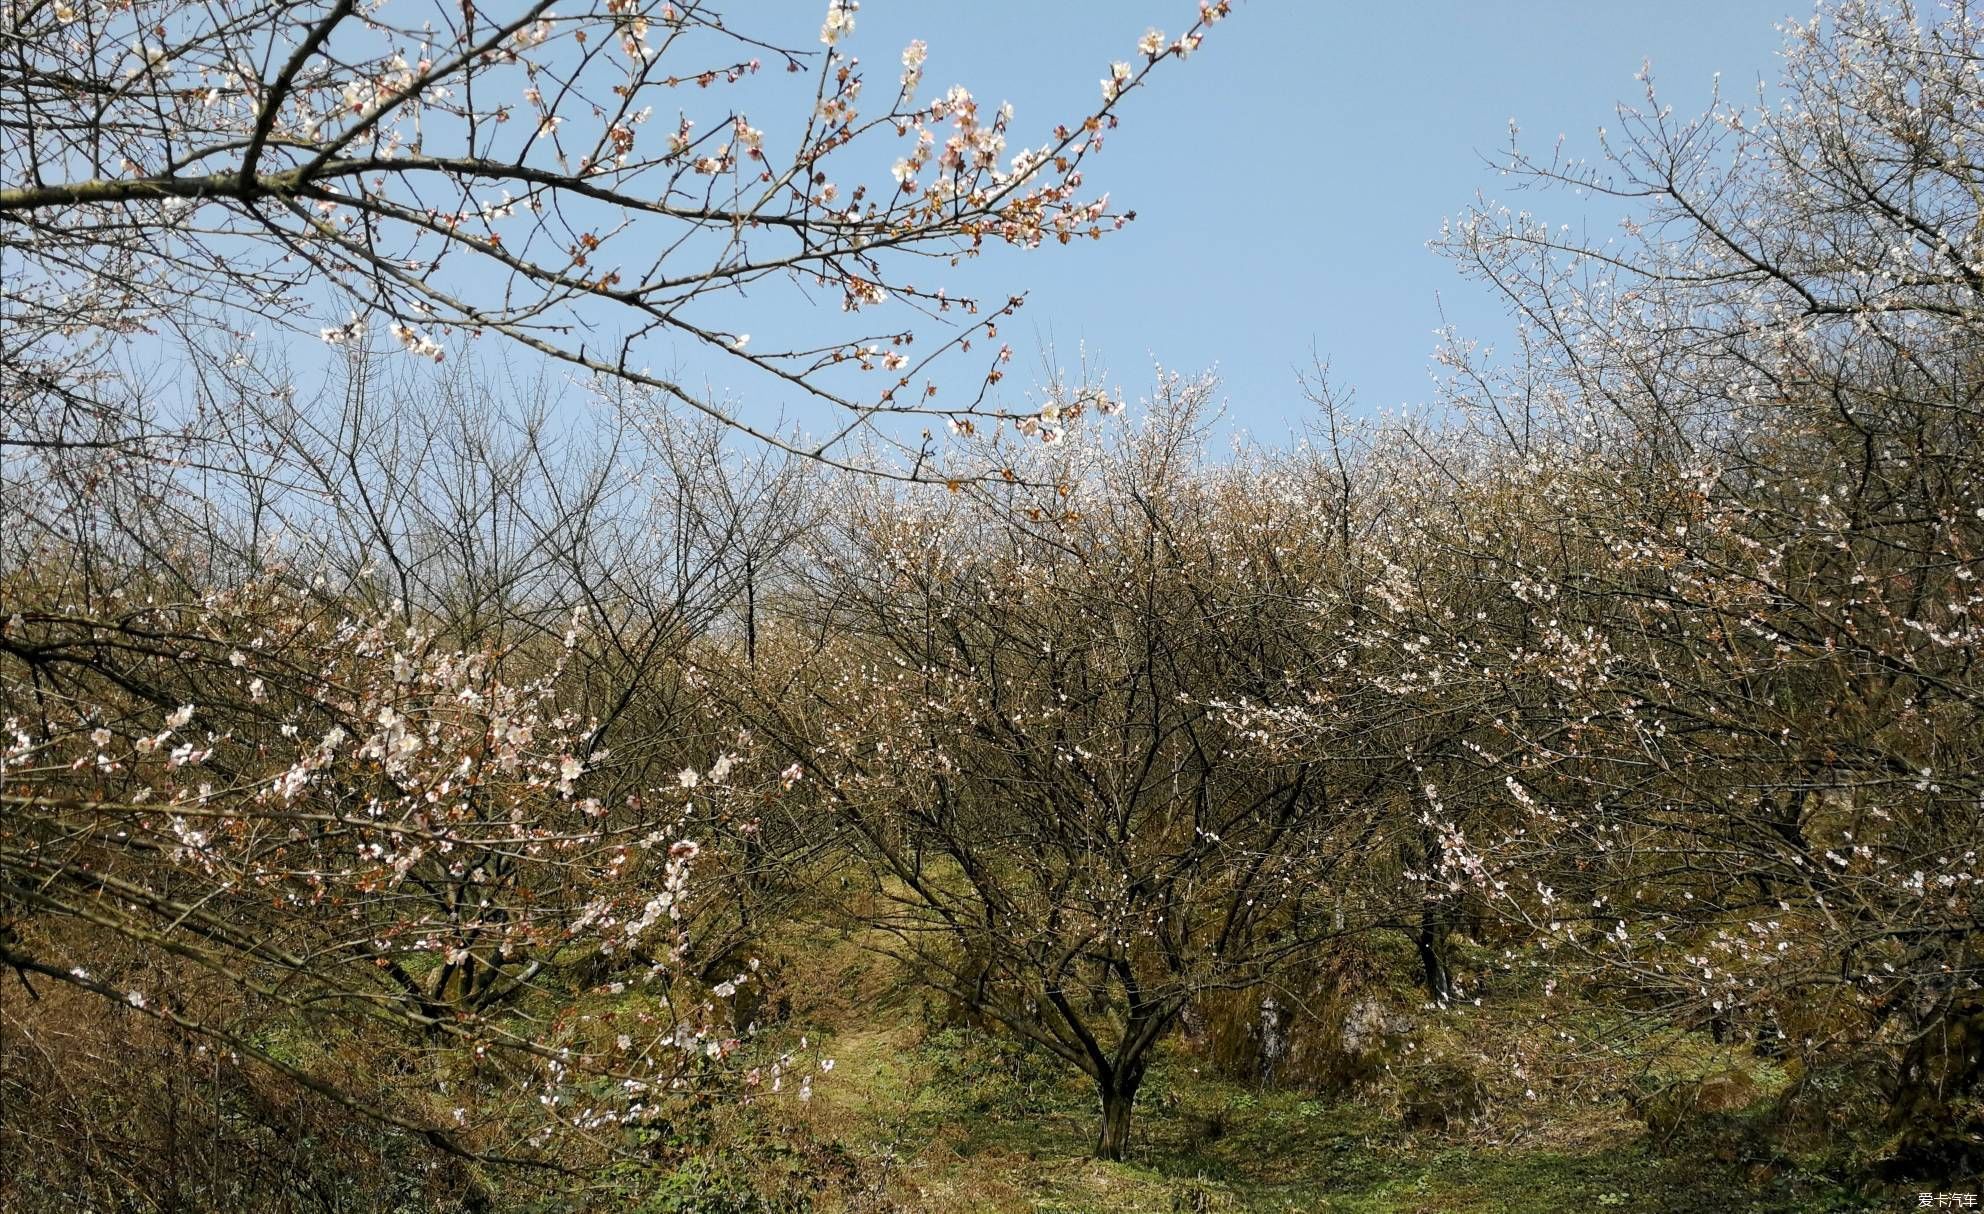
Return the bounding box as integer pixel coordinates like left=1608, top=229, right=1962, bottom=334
left=3, top=1, right=1982, bottom=1209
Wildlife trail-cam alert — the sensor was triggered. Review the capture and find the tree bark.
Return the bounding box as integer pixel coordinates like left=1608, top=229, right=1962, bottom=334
left=1416, top=904, right=1454, bottom=1003
left=1096, top=1084, right=1137, bottom=1161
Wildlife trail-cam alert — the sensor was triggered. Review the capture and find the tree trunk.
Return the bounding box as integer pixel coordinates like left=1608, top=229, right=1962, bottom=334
left=1414, top=830, right=1457, bottom=1003
left=1416, top=906, right=1454, bottom=1003
left=1096, top=1084, right=1137, bottom=1161
left=1888, top=993, right=1984, bottom=1175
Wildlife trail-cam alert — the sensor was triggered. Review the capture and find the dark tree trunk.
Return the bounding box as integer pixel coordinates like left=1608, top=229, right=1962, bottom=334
left=1888, top=994, right=1984, bottom=1176
left=1096, top=1082, right=1137, bottom=1161
left=744, top=560, right=757, bottom=668
left=1414, top=828, right=1458, bottom=1003
left=1087, top=1008, right=1179, bottom=1159
left=1416, top=905, right=1454, bottom=1003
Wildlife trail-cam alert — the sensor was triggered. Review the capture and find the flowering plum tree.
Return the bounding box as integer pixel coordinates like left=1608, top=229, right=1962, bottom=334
left=0, top=343, right=833, bottom=1204
left=732, top=378, right=1425, bottom=1160
left=1419, top=0, right=1984, bottom=1162
left=1, top=2, right=1227, bottom=1200
left=0, top=0, right=1228, bottom=473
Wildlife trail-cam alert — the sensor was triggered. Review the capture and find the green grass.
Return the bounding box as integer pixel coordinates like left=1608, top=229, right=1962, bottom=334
left=774, top=1016, right=1889, bottom=1213
left=687, top=920, right=1916, bottom=1212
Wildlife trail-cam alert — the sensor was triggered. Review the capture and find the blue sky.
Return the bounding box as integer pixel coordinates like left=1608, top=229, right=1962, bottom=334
left=231, top=2, right=1797, bottom=456
left=831, top=1, right=1794, bottom=438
